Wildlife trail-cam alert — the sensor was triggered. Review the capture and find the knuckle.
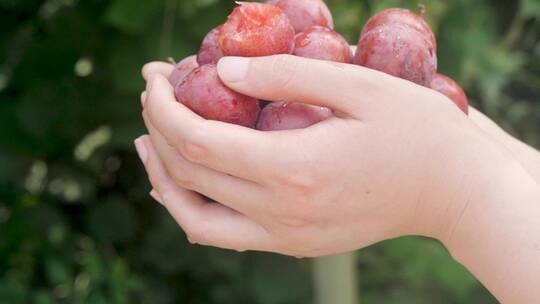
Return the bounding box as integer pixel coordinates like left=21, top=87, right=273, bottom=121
left=268, top=54, right=306, bottom=97
left=181, top=140, right=207, bottom=163
left=276, top=170, right=321, bottom=195
left=179, top=128, right=210, bottom=163
left=166, top=154, right=197, bottom=189
left=171, top=171, right=195, bottom=190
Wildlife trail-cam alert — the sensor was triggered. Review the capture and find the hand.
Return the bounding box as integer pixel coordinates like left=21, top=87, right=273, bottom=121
left=136, top=54, right=520, bottom=257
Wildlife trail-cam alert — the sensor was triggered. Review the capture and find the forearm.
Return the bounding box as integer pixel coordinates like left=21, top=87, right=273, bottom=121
left=503, top=135, right=540, bottom=183
left=469, top=107, right=540, bottom=183
left=445, top=162, right=540, bottom=303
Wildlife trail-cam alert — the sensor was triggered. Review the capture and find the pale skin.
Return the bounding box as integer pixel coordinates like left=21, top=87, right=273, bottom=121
left=136, top=54, right=540, bottom=303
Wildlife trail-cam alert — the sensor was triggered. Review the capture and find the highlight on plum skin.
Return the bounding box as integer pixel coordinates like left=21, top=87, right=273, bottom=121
left=354, top=22, right=437, bottom=87
left=430, top=74, right=469, bottom=114
left=175, top=64, right=261, bottom=128
left=219, top=2, right=295, bottom=57
left=168, top=56, right=199, bottom=88
left=293, top=26, right=352, bottom=63
left=256, top=101, right=333, bottom=131
left=360, top=8, right=436, bottom=51
left=267, top=0, right=334, bottom=33
left=197, top=25, right=224, bottom=65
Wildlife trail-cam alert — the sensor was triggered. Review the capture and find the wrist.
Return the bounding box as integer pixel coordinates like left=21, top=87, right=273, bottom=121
left=440, top=155, right=540, bottom=302
left=409, top=126, right=520, bottom=243
left=440, top=155, right=536, bottom=256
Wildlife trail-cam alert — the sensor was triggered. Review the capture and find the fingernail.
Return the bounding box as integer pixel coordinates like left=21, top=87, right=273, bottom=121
left=150, top=189, right=164, bottom=204
left=217, top=57, right=249, bottom=82
left=140, top=91, right=147, bottom=107
left=134, top=136, right=148, bottom=163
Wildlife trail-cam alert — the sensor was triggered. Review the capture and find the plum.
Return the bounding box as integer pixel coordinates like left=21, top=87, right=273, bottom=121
left=430, top=74, right=469, bottom=114
left=219, top=2, right=295, bottom=57
left=293, top=26, right=352, bottom=63
left=175, top=64, right=260, bottom=127
left=268, top=0, right=334, bottom=33
left=168, top=56, right=199, bottom=88
left=360, top=8, right=436, bottom=51
left=354, top=7, right=437, bottom=87
left=354, top=22, right=437, bottom=87
left=197, top=25, right=224, bottom=65
left=256, top=101, right=332, bottom=131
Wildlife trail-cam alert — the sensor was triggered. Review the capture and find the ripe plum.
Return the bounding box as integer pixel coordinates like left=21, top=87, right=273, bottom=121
left=430, top=74, right=469, bottom=114
left=256, top=102, right=332, bottom=131
left=219, top=2, right=295, bottom=57
left=168, top=56, right=199, bottom=88
left=293, top=26, right=352, bottom=63
left=197, top=25, right=224, bottom=65
left=268, top=0, right=333, bottom=33
left=175, top=64, right=261, bottom=127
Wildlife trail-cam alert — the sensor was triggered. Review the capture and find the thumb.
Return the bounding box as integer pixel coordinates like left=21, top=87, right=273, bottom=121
left=217, top=54, right=392, bottom=115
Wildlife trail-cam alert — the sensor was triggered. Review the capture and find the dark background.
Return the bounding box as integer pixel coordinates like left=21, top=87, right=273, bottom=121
left=1, top=0, right=539, bottom=303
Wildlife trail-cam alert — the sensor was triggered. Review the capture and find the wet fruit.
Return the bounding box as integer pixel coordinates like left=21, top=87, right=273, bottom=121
left=219, top=2, right=295, bottom=57
left=256, top=101, right=332, bottom=131
left=293, top=26, right=352, bottom=63
left=175, top=64, right=261, bottom=127
left=360, top=8, right=436, bottom=51
left=354, top=8, right=437, bottom=87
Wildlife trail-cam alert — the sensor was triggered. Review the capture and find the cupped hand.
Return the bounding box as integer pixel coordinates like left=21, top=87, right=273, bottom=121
left=137, top=55, right=518, bottom=257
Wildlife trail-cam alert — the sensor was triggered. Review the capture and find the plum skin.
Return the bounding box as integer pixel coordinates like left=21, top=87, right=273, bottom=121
left=430, top=74, right=469, bottom=114
left=353, top=7, right=438, bottom=87
left=360, top=8, right=436, bottom=51
left=354, top=23, right=437, bottom=87
left=175, top=64, right=261, bottom=128
left=256, top=102, right=332, bottom=131
left=293, top=26, right=352, bottom=63
left=219, top=2, right=295, bottom=57
left=197, top=25, right=225, bottom=65
left=168, top=56, right=199, bottom=88
left=267, top=0, right=334, bottom=33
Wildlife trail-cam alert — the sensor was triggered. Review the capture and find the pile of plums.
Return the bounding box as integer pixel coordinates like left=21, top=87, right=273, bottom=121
left=168, top=0, right=469, bottom=131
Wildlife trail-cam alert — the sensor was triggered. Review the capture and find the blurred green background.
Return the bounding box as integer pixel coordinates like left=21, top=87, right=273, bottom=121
left=1, top=0, right=539, bottom=303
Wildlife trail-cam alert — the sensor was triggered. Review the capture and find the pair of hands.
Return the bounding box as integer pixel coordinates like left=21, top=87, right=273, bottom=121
left=136, top=54, right=540, bottom=259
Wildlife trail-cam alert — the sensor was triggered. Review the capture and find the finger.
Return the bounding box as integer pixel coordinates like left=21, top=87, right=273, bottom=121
left=144, top=74, right=281, bottom=183
left=149, top=189, right=164, bottom=205
left=134, top=135, right=273, bottom=252
left=216, top=54, right=404, bottom=116
left=142, top=61, right=175, bottom=80
left=141, top=91, right=147, bottom=107
left=143, top=111, right=268, bottom=215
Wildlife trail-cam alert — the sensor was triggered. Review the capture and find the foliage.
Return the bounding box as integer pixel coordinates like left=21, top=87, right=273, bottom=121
left=0, top=0, right=538, bottom=303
